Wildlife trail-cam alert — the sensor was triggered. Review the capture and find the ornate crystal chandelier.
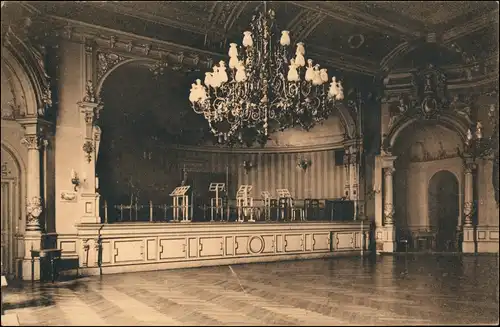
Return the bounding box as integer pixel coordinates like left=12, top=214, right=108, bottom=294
left=189, top=2, right=344, bottom=145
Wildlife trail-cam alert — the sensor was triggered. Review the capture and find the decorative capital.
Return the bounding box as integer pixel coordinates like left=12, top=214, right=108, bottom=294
left=384, top=167, right=395, bottom=177
left=464, top=161, right=477, bottom=173
left=21, top=135, right=43, bottom=150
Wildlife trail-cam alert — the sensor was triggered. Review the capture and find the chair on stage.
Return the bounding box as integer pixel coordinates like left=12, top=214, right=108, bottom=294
left=236, top=185, right=254, bottom=222
left=276, top=189, right=297, bottom=221
left=261, top=191, right=272, bottom=221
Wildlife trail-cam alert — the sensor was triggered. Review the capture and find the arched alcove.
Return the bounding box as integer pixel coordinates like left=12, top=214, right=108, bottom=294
left=392, top=121, right=464, bottom=249
left=96, top=60, right=350, bottom=222
left=428, top=170, right=459, bottom=251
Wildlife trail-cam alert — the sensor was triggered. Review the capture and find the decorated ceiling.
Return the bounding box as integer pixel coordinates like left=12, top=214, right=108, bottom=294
left=22, top=1, right=499, bottom=76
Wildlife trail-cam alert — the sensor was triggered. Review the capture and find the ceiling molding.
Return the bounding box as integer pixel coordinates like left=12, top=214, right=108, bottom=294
left=167, top=141, right=345, bottom=154
left=308, top=45, right=378, bottom=73
left=41, top=13, right=376, bottom=76
left=287, top=8, right=326, bottom=42
left=40, top=15, right=226, bottom=61
left=380, top=41, right=413, bottom=72
left=92, top=2, right=225, bottom=39
left=442, top=9, right=499, bottom=45
left=289, top=1, right=419, bottom=39
left=298, top=13, right=327, bottom=41
left=225, top=1, right=249, bottom=32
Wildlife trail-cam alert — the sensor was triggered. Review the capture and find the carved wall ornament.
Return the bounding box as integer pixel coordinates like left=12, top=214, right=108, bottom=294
left=84, top=38, right=94, bottom=54
left=83, top=80, right=97, bottom=103
left=206, top=57, right=213, bottom=69
left=414, top=65, right=448, bottom=119
left=63, top=25, right=73, bottom=40
left=60, top=191, right=77, bottom=201
left=383, top=203, right=394, bottom=224
left=192, top=54, right=200, bottom=66
left=109, top=36, right=117, bottom=48
left=26, top=196, right=43, bottom=229
left=1, top=161, right=12, bottom=177
left=388, top=97, right=411, bottom=130
left=2, top=100, right=18, bottom=120
left=347, top=34, right=365, bottom=49
left=84, top=111, right=94, bottom=125
left=143, top=43, right=151, bottom=56
left=449, top=94, right=472, bottom=119
left=83, top=141, right=94, bottom=163
left=126, top=41, right=133, bottom=52
left=463, top=201, right=475, bottom=225
left=97, top=52, right=126, bottom=81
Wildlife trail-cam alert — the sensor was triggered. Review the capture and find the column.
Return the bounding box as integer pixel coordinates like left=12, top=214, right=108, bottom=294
left=383, top=167, right=395, bottom=226
left=373, top=155, right=383, bottom=251
left=379, top=157, right=397, bottom=253
left=19, top=121, right=46, bottom=280
left=21, top=135, right=44, bottom=232
left=463, top=161, right=475, bottom=227
left=462, top=159, right=476, bottom=253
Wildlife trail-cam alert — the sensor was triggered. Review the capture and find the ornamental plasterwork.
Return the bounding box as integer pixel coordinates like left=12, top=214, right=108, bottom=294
left=26, top=196, right=43, bottom=230
left=463, top=201, right=475, bottom=224
left=383, top=203, right=394, bottom=224
left=406, top=141, right=460, bottom=163
left=97, top=51, right=127, bottom=81
left=83, top=80, right=98, bottom=103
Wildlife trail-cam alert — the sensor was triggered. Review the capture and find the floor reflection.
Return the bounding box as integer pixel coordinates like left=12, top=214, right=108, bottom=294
left=2, top=254, right=499, bottom=326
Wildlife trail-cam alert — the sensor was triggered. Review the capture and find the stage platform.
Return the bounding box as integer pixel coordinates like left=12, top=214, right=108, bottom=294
left=62, top=221, right=370, bottom=276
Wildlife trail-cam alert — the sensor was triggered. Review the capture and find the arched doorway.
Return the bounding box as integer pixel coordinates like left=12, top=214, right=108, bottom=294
left=428, top=170, right=459, bottom=251
left=1, top=145, right=23, bottom=278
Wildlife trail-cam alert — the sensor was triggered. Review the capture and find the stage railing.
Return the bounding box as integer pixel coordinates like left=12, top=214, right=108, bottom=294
left=100, top=198, right=356, bottom=223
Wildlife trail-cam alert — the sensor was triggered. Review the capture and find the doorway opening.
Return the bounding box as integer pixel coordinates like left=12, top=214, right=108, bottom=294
left=428, top=170, right=459, bottom=252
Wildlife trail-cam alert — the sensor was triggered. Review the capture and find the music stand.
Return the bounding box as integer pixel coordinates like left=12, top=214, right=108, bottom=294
left=209, top=183, right=226, bottom=222
left=170, top=185, right=191, bottom=222
left=236, top=185, right=254, bottom=222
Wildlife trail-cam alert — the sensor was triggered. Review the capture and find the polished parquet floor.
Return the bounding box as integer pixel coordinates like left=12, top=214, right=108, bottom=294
left=2, top=254, right=499, bottom=326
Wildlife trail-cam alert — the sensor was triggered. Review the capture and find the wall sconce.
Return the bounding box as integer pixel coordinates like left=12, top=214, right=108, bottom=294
left=297, top=158, right=312, bottom=171
left=242, top=160, right=255, bottom=174
left=367, top=187, right=381, bottom=200
left=71, top=169, right=86, bottom=192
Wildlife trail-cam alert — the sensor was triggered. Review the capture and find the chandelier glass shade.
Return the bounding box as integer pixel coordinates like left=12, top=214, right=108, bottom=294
left=189, top=3, right=344, bottom=145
